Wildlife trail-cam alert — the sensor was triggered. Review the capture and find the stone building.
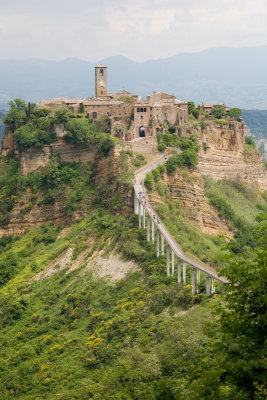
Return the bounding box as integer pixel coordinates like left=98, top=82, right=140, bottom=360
left=40, top=65, right=188, bottom=141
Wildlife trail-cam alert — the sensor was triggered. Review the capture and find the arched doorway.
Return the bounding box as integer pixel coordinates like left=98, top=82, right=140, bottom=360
left=139, top=126, right=146, bottom=137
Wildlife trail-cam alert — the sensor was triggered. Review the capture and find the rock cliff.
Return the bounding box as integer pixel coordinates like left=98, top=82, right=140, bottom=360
left=149, top=169, right=234, bottom=237
left=187, top=121, right=267, bottom=191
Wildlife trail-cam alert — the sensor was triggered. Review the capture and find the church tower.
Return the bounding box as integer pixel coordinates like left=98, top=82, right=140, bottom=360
left=95, top=64, right=107, bottom=97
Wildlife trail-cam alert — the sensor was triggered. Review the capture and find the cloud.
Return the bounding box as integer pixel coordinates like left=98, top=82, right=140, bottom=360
left=0, top=0, right=266, bottom=61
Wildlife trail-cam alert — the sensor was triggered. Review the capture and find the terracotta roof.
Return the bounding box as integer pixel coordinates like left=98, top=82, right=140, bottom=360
left=84, top=100, right=123, bottom=106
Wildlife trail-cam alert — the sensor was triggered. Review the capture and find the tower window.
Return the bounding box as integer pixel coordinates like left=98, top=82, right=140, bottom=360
left=144, top=107, right=147, bottom=112
left=140, top=108, right=144, bottom=112
left=137, top=108, right=140, bottom=112
left=100, top=68, right=104, bottom=76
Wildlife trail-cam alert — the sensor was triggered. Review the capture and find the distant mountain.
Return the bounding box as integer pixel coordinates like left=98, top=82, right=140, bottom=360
left=242, top=110, right=267, bottom=138
left=0, top=46, right=267, bottom=109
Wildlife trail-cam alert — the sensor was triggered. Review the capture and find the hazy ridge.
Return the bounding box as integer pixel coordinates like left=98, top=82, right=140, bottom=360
left=0, top=46, right=267, bottom=109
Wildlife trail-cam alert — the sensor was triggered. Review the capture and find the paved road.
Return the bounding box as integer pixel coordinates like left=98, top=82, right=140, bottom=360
left=134, top=153, right=228, bottom=284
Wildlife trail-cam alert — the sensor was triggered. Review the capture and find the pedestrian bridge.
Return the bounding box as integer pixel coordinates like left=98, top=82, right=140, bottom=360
left=133, top=154, right=228, bottom=295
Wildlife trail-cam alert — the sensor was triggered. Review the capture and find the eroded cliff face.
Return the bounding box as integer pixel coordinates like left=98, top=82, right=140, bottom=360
left=0, top=143, right=133, bottom=236
left=149, top=169, right=234, bottom=237
left=20, top=141, right=98, bottom=175
left=195, top=122, right=267, bottom=191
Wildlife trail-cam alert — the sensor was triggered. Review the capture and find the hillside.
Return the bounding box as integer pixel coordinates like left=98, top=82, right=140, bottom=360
left=242, top=109, right=267, bottom=137
left=0, top=106, right=266, bottom=399
left=1, top=46, right=267, bottom=109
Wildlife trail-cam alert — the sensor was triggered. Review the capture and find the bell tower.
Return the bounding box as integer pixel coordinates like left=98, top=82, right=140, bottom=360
left=95, top=64, right=107, bottom=97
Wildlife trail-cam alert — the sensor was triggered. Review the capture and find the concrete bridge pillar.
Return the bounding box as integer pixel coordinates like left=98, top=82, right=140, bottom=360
left=166, top=244, right=170, bottom=277
left=211, top=278, right=215, bottom=293
left=206, top=275, right=210, bottom=294
left=143, top=208, right=146, bottom=228
left=177, top=258, right=181, bottom=283
left=147, top=215, right=150, bottom=241
left=152, top=220, right=155, bottom=243
left=171, top=249, right=175, bottom=275
left=138, top=202, right=142, bottom=229
left=156, top=229, right=159, bottom=258
left=134, top=192, right=139, bottom=215
left=191, top=267, right=195, bottom=295
left=161, top=234, right=164, bottom=255
left=196, top=269, right=200, bottom=294
left=183, top=261, right=186, bottom=283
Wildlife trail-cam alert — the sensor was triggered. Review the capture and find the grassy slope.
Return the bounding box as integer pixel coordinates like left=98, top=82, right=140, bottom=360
left=0, top=149, right=266, bottom=399
left=152, top=171, right=267, bottom=267
left=0, top=209, right=216, bottom=400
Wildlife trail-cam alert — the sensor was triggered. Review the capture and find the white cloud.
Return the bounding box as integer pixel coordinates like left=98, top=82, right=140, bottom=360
left=0, top=0, right=266, bottom=61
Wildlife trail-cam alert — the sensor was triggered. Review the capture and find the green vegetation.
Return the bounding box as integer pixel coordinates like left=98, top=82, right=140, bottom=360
left=244, top=136, right=261, bottom=158
left=63, top=119, right=97, bottom=144
left=187, top=101, right=199, bottom=119
left=229, top=107, right=242, bottom=120
left=211, top=105, right=226, bottom=119
left=117, top=96, right=134, bottom=103
left=0, top=142, right=266, bottom=398
left=165, top=135, right=200, bottom=173
left=94, top=115, right=111, bottom=133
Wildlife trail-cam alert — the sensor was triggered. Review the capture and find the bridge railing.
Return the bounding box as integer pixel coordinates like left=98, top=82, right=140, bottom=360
left=133, top=184, right=228, bottom=294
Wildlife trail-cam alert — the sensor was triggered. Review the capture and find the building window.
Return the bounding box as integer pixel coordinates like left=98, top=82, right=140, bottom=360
left=144, top=107, right=147, bottom=112
left=150, top=107, right=152, bottom=110
left=100, top=68, right=104, bottom=76
left=141, top=115, right=143, bottom=119
left=141, top=108, right=144, bottom=112
left=101, top=91, right=103, bottom=95
left=137, top=107, right=140, bottom=112
left=93, top=112, right=97, bottom=119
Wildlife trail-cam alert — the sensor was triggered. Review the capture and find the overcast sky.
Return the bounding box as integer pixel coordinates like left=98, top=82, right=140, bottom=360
left=0, top=0, right=267, bottom=61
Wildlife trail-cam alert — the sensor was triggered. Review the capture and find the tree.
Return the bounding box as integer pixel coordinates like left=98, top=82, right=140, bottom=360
left=98, top=136, right=115, bottom=156
left=95, top=116, right=111, bottom=133
left=190, top=215, right=267, bottom=400
left=54, top=105, right=73, bottom=124
left=211, top=105, right=226, bottom=119
left=188, top=101, right=196, bottom=115
left=3, top=98, right=27, bottom=130
left=79, top=103, right=85, bottom=114
left=144, top=173, right=154, bottom=190
left=63, top=119, right=96, bottom=144
left=229, top=108, right=242, bottom=120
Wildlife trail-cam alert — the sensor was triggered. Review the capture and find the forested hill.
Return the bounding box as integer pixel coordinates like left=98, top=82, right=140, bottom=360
left=1, top=46, right=267, bottom=109
left=242, top=109, right=267, bottom=137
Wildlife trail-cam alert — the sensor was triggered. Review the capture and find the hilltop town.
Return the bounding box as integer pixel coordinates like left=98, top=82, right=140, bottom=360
left=40, top=65, right=188, bottom=141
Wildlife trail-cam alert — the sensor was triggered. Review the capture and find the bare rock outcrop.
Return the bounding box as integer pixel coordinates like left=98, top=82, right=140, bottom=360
left=149, top=169, right=234, bottom=237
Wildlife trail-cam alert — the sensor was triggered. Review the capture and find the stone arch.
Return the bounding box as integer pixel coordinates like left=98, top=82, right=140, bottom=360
left=139, top=126, right=146, bottom=137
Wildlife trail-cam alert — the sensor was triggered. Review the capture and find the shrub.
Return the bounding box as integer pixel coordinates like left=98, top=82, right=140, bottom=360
left=98, top=136, right=115, bottom=156
left=152, top=168, right=160, bottom=182
left=95, top=116, right=111, bottom=133
left=54, top=106, right=73, bottom=124
left=181, top=148, right=198, bottom=168
left=166, top=156, right=177, bottom=174
left=144, top=173, right=154, bottom=191
left=215, top=119, right=229, bottom=126
left=158, top=143, right=167, bottom=152
left=64, top=119, right=96, bottom=144
left=245, top=137, right=256, bottom=147
left=200, top=121, right=206, bottom=131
